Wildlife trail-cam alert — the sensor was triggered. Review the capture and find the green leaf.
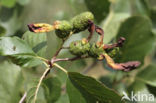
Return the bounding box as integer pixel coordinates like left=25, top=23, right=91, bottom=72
left=136, top=64, right=156, bottom=87
left=67, top=72, right=124, bottom=103
left=0, top=10, right=21, bottom=36
left=147, top=84, right=156, bottom=96
left=0, top=61, right=23, bottom=103
left=0, top=0, right=17, bottom=8
left=26, top=84, right=47, bottom=103
left=0, top=25, right=6, bottom=36
left=43, top=77, right=61, bottom=103
left=131, top=0, right=150, bottom=16
left=55, top=93, right=69, bottom=103
left=116, top=16, right=154, bottom=63
left=22, top=31, right=47, bottom=58
left=150, top=7, right=156, bottom=29
left=84, top=0, right=110, bottom=23
left=0, top=37, right=42, bottom=67
left=26, top=77, right=61, bottom=103
left=128, top=80, right=148, bottom=94
left=103, top=0, right=131, bottom=43
left=0, top=6, right=14, bottom=22
left=0, top=37, right=34, bottom=55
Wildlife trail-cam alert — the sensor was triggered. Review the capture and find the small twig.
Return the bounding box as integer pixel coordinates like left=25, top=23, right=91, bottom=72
left=54, top=56, right=89, bottom=62
left=36, top=56, right=49, bottom=63
left=53, top=63, right=68, bottom=74
left=103, top=37, right=125, bottom=49
left=52, top=40, right=65, bottom=59
left=87, top=20, right=95, bottom=41
left=33, top=67, right=51, bottom=103
left=19, top=92, right=27, bottom=103
left=95, top=25, right=104, bottom=45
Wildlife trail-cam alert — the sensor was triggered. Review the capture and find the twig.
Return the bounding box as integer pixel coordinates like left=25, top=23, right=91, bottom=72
left=53, top=63, right=68, bottom=74
left=19, top=92, right=27, bottom=103
left=95, top=25, right=104, bottom=45
left=87, top=20, right=95, bottom=41
left=33, top=67, right=51, bottom=103
left=54, top=56, right=89, bottom=62
left=52, top=40, right=65, bottom=59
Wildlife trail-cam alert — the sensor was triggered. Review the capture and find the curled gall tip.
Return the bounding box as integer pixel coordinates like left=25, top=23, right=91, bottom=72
left=27, top=24, right=39, bottom=32
left=27, top=23, right=54, bottom=33
left=95, top=26, right=104, bottom=35
left=117, top=37, right=126, bottom=47
left=103, top=53, right=141, bottom=71
left=120, top=61, right=141, bottom=72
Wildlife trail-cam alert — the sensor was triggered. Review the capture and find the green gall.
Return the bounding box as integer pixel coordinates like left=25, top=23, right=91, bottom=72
left=106, top=47, right=120, bottom=58
left=89, top=43, right=105, bottom=60
left=55, top=20, right=73, bottom=39
left=71, top=12, right=94, bottom=33
left=69, top=39, right=90, bottom=56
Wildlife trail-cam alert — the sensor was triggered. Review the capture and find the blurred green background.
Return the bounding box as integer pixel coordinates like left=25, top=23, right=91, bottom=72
left=0, top=0, right=156, bottom=103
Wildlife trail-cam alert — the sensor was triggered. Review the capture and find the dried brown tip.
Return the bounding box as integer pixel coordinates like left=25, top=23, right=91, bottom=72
left=120, top=61, right=141, bottom=72
left=103, top=53, right=141, bottom=71
left=95, top=26, right=104, bottom=45
left=87, top=20, right=95, bottom=41
left=27, top=24, right=40, bottom=32
left=27, top=23, right=54, bottom=33
left=117, top=37, right=126, bottom=47
left=103, top=37, right=125, bottom=49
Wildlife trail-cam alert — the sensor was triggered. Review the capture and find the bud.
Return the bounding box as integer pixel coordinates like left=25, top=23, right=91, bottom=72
left=55, top=20, right=73, bottom=39
left=71, top=12, right=94, bottom=33
left=69, top=38, right=90, bottom=56
left=28, top=23, right=54, bottom=33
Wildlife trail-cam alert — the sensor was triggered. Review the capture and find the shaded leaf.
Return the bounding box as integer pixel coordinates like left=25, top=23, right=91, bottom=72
left=0, top=11, right=21, bottom=36
left=128, top=80, right=156, bottom=103
left=67, top=72, right=124, bottom=103
left=0, top=61, right=23, bottom=103
left=147, top=84, right=156, bottom=97
left=55, top=93, right=69, bottom=103
left=26, top=84, right=47, bottom=103
left=43, top=77, right=61, bottom=103
left=0, top=7, right=14, bottom=22
left=116, top=16, right=154, bottom=63
left=136, top=64, right=156, bottom=87
left=84, top=0, right=110, bottom=23
left=0, top=25, right=6, bottom=36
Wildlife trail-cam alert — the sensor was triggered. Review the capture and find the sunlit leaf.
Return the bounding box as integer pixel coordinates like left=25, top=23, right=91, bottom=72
left=67, top=72, right=124, bottom=103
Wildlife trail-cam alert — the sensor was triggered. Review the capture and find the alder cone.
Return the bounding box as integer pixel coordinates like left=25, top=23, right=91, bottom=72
left=71, top=12, right=94, bottom=33
left=55, top=20, right=73, bottom=39
left=89, top=43, right=105, bottom=59
left=69, top=40, right=90, bottom=56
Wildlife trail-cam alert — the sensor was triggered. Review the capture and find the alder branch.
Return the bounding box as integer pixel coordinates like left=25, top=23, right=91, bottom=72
left=54, top=56, right=89, bottom=62
left=33, top=67, right=51, bottom=103
left=19, top=92, right=27, bottom=103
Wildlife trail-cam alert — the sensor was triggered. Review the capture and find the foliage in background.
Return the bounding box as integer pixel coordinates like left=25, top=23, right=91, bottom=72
left=0, top=0, right=156, bottom=103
